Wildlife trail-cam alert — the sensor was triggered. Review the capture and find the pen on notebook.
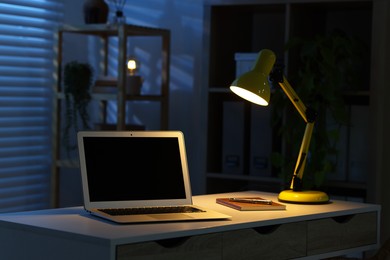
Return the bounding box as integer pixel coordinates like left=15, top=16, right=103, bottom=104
left=229, top=198, right=273, bottom=205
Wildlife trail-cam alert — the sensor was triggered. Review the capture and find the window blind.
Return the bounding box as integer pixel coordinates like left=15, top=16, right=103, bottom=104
left=0, top=1, right=62, bottom=212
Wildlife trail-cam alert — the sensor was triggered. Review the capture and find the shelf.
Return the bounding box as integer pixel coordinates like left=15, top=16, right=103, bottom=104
left=59, top=23, right=170, bottom=37
left=52, top=23, right=170, bottom=207
left=57, top=91, right=166, bottom=101
left=203, top=1, right=373, bottom=198
left=209, top=88, right=370, bottom=105
left=91, top=93, right=166, bottom=101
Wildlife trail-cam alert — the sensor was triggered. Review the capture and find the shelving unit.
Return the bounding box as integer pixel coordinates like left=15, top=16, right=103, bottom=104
left=51, top=24, right=170, bottom=207
left=202, top=0, right=373, bottom=198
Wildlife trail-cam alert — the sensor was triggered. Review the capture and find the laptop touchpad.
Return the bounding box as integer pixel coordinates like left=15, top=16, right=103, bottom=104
left=149, top=214, right=194, bottom=220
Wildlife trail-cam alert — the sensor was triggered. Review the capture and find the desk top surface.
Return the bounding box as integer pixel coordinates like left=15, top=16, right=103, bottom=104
left=0, top=191, right=380, bottom=246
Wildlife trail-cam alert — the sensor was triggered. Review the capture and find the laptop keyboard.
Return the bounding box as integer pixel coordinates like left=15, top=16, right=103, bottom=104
left=99, top=206, right=206, bottom=216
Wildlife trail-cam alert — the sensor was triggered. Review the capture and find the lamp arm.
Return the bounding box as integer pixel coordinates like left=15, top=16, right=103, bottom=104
left=289, top=122, right=314, bottom=190
left=270, top=69, right=316, bottom=191
left=278, top=76, right=308, bottom=123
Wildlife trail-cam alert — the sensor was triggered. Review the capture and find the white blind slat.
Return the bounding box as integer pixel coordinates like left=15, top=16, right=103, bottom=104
left=0, top=1, right=62, bottom=11
left=0, top=1, right=62, bottom=212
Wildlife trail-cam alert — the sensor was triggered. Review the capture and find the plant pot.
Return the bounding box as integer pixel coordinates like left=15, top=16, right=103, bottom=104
left=83, top=0, right=109, bottom=24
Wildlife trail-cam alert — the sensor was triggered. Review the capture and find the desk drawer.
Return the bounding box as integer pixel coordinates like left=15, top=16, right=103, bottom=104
left=307, top=212, right=378, bottom=255
left=117, top=233, right=222, bottom=260
left=222, top=221, right=306, bottom=260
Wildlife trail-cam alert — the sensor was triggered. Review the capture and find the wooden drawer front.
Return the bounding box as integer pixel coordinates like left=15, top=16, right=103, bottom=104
left=222, top=222, right=307, bottom=260
left=117, top=233, right=222, bottom=260
left=307, top=212, right=378, bottom=255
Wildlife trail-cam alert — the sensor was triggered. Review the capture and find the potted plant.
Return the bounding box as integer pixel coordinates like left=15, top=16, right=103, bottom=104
left=271, top=29, right=367, bottom=190
left=63, top=61, right=94, bottom=154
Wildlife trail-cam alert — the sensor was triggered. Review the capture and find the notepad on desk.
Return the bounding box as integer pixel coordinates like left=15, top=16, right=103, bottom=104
left=216, top=197, right=286, bottom=211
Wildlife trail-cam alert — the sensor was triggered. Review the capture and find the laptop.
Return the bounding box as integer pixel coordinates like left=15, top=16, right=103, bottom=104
left=77, top=130, right=230, bottom=224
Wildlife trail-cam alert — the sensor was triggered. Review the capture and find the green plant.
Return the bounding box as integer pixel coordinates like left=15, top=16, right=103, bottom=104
left=271, top=30, right=367, bottom=190
left=63, top=61, right=93, bottom=154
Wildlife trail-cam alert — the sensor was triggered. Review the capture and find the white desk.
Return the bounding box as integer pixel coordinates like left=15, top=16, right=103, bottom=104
left=0, top=191, right=381, bottom=260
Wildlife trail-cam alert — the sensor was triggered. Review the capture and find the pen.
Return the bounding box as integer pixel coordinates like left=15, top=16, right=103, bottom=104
left=229, top=198, right=273, bottom=205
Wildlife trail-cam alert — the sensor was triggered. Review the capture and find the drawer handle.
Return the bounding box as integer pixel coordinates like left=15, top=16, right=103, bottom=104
left=332, top=214, right=354, bottom=223
left=254, top=224, right=281, bottom=234
left=156, top=236, right=190, bottom=248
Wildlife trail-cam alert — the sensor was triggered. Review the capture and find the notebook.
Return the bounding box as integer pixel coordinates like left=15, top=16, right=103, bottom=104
left=77, top=130, right=231, bottom=224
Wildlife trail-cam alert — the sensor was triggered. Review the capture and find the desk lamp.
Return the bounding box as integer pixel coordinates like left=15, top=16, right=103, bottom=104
left=230, top=49, right=329, bottom=203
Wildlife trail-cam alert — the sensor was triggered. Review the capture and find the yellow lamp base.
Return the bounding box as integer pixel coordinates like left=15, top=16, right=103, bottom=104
left=278, top=190, right=329, bottom=204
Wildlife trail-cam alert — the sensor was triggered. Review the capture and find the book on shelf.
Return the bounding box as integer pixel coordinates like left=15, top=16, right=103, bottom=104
left=216, top=197, right=286, bottom=211
left=93, top=76, right=117, bottom=94
left=94, top=76, right=117, bottom=86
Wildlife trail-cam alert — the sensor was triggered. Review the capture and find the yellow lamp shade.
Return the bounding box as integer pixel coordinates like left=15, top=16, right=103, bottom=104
left=230, top=49, right=276, bottom=106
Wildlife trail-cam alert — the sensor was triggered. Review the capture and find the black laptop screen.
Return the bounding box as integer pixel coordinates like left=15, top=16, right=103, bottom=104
left=82, top=136, right=186, bottom=202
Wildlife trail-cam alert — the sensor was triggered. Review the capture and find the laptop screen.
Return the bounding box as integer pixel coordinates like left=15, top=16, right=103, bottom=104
left=82, top=136, right=187, bottom=202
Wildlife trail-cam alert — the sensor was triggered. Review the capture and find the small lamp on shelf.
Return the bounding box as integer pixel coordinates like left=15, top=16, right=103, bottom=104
left=230, top=49, right=329, bottom=204
left=126, top=56, right=142, bottom=95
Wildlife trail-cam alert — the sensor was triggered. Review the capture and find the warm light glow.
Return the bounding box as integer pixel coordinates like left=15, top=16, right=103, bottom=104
left=127, top=60, right=136, bottom=70
left=127, top=58, right=137, bottom=75
left=229, top=49, right=274, bottom=106
left=230, top=86, right=268, bottom=106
